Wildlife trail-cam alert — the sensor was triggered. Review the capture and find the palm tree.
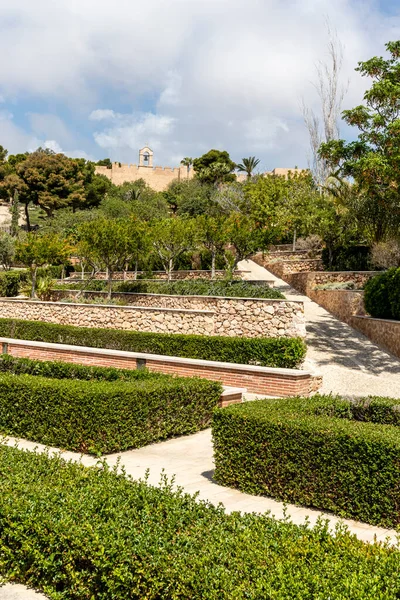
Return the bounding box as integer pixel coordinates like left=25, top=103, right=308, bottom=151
left=180, top=157, right=193, bottom=178
left=237, top=156, right=260, bottom=179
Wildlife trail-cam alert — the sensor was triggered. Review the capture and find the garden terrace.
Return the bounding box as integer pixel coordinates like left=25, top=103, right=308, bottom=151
left=53, top=278, right=281, bottom=298
left=0, top=337, right=320, bottom=396
left=0, top=354, right=222, bottom=454
left=213, top=395, right=400, bottom=527
left=1, top=446, right=400, bottom=599
left=0, top=296, right=306, bottom=338
left=0, top=318, right=307, bottom=368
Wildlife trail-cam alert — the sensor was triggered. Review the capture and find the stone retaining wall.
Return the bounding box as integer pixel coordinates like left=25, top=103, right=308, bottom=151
left=288, top=271, right=380, bottom=295
left=351, top=317, right=400, bottom=359
left=0, top=297, right=306, bottom=338
left=309, top=289, right=366, bottom=324
left=68, top=270, right=248, bottom=281
left=0, top=338, right=321, bottom=396
left=253, top=254, right=324, bottom=279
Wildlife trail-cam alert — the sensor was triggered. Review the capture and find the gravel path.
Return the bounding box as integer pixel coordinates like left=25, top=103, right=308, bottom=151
left=239, top=259, right=400, bottom=398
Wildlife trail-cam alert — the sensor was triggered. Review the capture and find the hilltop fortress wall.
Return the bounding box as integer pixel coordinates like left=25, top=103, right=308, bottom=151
left=95, top=147, right=305, bottom=191
left=95, top=163, right=195, bottom=192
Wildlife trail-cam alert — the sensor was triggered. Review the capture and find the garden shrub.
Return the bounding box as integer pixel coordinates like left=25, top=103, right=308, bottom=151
left=364, top=268, right=397, bottom=319
left=0, top=318, right=307, bottom=368
left=212, top=395, right=400, bottom=527
left=0, top=446, right=400, bottom=599
left=0, top=270, right=27, bottom=297
left=0, top=370, right=222, bottom=454
left=0, top=353, right=161, bottom=382
left=322, top=245, right=372, bottom=271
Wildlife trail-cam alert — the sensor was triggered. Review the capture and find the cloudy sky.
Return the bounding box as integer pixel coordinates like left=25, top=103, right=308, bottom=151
left=0, top=0, right=399, bottom=170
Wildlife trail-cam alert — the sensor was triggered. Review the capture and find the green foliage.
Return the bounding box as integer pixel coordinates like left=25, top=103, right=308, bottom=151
left=1, top=447, right=400, bottom=599
left=0, top=318, right=307, bottom=368
left=193, top=149, right=236, bottom=184
left=0, top=365, right=221, bottom=454
left=213, top=394, right=400, bottom=527
left=364, top=268, right=399, bottom=319
left=0, top=232, right=15, bottom=270
left=0, top=270, right=26, bottom=297
left=237, top=156, right=260, bottom=178
left=114, top=278, right=284, bottom=299
left=321, top=245, right=372, bottom=271
left=0, top=353, right=158, bottom=382
left=164, top=179, right=215, bottom=216
left=151, top=217, right=197, bottom=279
left=319, top=41, right=400, bottom=242
left=10, top=189, right=19, bottom=237
left=15, top=233, right=70, bottom=297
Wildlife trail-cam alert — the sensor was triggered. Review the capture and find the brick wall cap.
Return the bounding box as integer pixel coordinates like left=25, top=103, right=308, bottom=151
left=0, top=337, right=317, bottom=377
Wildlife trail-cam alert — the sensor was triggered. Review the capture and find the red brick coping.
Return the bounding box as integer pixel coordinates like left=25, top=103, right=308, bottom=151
left=0, top=338, right=321, bottom=397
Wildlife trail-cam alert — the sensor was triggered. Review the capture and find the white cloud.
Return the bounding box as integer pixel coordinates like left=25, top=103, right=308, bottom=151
left=89, top=109, right=116, bottom=121
left=0, top=0, right=399, bottom=166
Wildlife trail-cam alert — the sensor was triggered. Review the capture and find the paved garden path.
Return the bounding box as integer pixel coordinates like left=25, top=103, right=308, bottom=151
left=239, top=259, right=400, bottom=398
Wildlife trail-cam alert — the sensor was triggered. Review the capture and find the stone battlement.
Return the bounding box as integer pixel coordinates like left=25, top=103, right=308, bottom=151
left=96, top=163, right=193, bottom=191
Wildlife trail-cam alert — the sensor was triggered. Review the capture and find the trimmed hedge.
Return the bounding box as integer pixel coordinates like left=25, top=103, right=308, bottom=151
left=364, top=267, right=400, bottom=320
left=57, top=278, right=285, bottom=299
left=1, top=446, right=400, bottom=599
left=0, top=318, right=307, bottom=368
left=213, top=395, right=400, bottom=527
left=0, top=353, right=161, bottom=382
left=0, top=369, right=222, bottom=454
left=0, top=270, right=27, bottom=297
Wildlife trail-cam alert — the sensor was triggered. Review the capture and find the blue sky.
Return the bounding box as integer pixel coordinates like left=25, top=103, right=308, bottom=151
left=0, top=0, right=399, bottom=170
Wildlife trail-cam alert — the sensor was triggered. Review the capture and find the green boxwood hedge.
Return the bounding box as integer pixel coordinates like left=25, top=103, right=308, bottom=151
left=212, top=395, right=400, bottom=527
left=0, top=318, right=307, bottom=368
left=1, top=446, right=400, bottom=599
left=0, top=353, right=162, bottom=382
left=0, top=368, right=222, bottom=454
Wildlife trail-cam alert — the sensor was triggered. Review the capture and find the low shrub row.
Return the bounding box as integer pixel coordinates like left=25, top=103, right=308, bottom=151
left=1, top=446, right=399, bottom=599
left=0, top=353, right=160, bottom=382
left=57, top=278, right=285, bottom=299
left=0, top=318, right=307, bottom=368
left=0, top=364, right=222, bottom=454
left=364, top=267, right=400, bottom=320
left=212, top=395, right=400, bottom=527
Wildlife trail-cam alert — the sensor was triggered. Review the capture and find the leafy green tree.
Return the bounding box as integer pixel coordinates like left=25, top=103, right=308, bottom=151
left=319, top=41, right=400, bottom=242
left=0, top=232, right=15, bottom=270
left=16, top=233, right=70, bottom=298
left=77, top=218, right=137, bottom=298
left=276, top=172, right=319, bottom=250
left=151, top=218, right=197, bottom=280
left=225, top=213, right=273, bottom=271
left=197, top=215, right=227, bottom=278
left=96, top=158, right=112, bottom=168
left=15, top=150, right=87, bottom=219
left=164, top=179, right=215, bottom=217
left=244, top=174, right=286, bottom=229
left=193, top=150, right=236, bottom=185
left=237, top=157, right=261, bottom=179
left=102, top=180, right=169, bottom=221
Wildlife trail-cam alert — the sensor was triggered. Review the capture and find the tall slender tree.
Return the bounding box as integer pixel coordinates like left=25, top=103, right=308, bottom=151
left=237, top=157, right=260, bottom=179
left=180, top=157, right=193, bottom=178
